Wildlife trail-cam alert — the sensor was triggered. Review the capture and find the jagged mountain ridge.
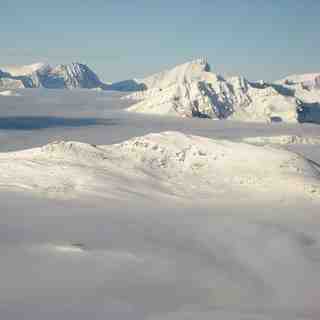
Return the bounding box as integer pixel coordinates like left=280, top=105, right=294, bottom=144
left=36, top=63, right=103, bottom=89
left=1, top=59, right=320, bottom=123
left=125, top=59, right=312, bottom=122
left=0, top=62, right=103, bottom=90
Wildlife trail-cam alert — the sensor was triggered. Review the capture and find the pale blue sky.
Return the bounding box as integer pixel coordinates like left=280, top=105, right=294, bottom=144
left=1, top=0, right=319, bottom=81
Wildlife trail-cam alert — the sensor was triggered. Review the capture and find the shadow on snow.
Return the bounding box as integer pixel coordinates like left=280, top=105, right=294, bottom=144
left=0, top=116, right=118, bottom=130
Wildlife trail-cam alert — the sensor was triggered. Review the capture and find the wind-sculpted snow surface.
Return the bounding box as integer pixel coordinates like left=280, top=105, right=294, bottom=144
left=0, top=132, right=319, bottom=201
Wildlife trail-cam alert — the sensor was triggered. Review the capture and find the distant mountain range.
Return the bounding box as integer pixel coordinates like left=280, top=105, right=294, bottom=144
left=1, top=59, right=319, bottom=123
left=0, top=62, right=103, bottom=90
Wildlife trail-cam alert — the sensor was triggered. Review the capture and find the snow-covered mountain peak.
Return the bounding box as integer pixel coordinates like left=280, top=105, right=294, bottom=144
left=0, top=62, right=103, bottom=90
left=0, top=62, right=49, bottom=76
left=53, top=62, right=93, bottom=76
left=139, top=57, right=211, bottom=90
left=49, top=62, right=102, bottom=89
left=1, top=58, right=320, bottom=124
left=183, top=57, right=211, bottom=73
left=28, top=62, right=103, bottom=89
left=125, top=59, right=320, bottom=123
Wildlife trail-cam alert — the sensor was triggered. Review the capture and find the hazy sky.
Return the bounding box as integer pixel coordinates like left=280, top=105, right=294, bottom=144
left=1, top=0, right=319, bottom=81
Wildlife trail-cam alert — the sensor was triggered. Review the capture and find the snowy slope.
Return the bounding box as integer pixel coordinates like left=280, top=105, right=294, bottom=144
left=278, top=73, right=320, bottom=101
left=0, top=131, right=319, bottom=201
left=39, top=63, right=103, bottom=89
left=0, top=62, right=48, bottom=76
left=0, top=90, right=21, bottom=96
left=106, top=58, right=210, bottom=92
left=279, top=72, right=320, bottom=87
left=125, top=59, right=310, bottom=123
left=274, top=73, right=320, bottom=122
left=1, top=90, right=320, bottom=320
left=0, top=59, right=319, bottom=123
left=0, top=77, right=25, bottom=90
left=0, top=62, right=103, bottom=90
left=139, top=57, right=211, bottom=89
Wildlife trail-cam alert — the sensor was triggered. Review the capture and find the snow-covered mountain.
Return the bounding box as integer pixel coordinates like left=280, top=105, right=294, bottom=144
left=37, top=63, right=103, bottom=89
left=0, top=62, right=103, bottom=90
left=0, top=77, right=25, bottom=90
left=279, top=72, right=320, bottom=89
left=0, top=62, right=48, bottom=76
left=273, top=72, right=320, bottom=123
left=1, top=59, right=320, bottom=123
left=124, top=58, right=313, bottom=122
left=0, top=67, right=35, bottom=89
left=0, top=131, right=319, bottom=200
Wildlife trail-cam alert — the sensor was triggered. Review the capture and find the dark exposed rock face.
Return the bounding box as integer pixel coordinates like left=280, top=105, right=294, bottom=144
left=45, top=63, right=102, bottom=89
left=297, top=101, right=320, bottom=124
